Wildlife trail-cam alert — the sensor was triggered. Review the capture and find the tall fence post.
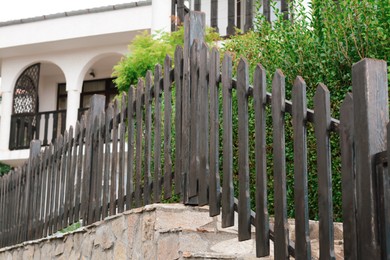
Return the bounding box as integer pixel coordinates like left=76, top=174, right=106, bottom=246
left=84, top=95, right=105, bottom=225
left=25, top=140, right=41, bottom=241
left=352, top=58, right=388, bottom=259
left=182, top=11, right=205, bottom=204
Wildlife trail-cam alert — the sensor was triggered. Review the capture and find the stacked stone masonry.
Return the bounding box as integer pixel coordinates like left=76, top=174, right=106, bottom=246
left=0, top=204, right=344, bottom=259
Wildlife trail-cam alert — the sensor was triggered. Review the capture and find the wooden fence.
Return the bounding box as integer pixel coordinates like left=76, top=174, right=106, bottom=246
left=0, top=12, right=389, bottom=259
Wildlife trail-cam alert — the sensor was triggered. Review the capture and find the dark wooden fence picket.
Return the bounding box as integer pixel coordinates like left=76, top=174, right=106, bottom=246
left=209, top=47, right=220, bottom=217
left=237, top=58, right=251, bottom=241
left=271, top=69, right=289, bottom=259
left=221, top=52, right=234, bottom=229
left=314, top=83, right=336, bottom=260
left=0, top=12, right=388, bottom=260
left=292, top=76, right=311, bottom=259
left=253, top=63, right=269, bottom=257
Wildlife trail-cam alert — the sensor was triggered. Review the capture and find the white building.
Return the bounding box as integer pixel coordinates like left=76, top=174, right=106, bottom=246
left=0, top=0, right=284, bottom=166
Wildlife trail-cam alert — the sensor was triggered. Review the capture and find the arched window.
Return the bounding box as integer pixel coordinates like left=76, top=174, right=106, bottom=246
left=12, top=63, right=40, bottom=115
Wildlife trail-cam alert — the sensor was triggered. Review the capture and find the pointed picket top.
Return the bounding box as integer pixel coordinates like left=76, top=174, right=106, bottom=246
left=210, top=47, right=220, bottom=84
left=175, top=45, right=183, bottom=64
left=314, top=83, right=331, bottom=129
left=137, top=78, right=144, bottom=98
left=221, top=50, right=234, bottom=228
left=164, top=54, right=172, bottom=77
left=292, top=76, right=308, bottom=120
left=254, top=63, right=266, bottom=104
left=272, top=69, right=286, bottom=112
left=253, top=62, right=269, bottom=257
left=222, top=52, right=233, bottom=89
left=237, top=58, right=249, bottom=94
left=154, top=63, right=162, bottom=92
left=200, top=42, right=209, bottom=73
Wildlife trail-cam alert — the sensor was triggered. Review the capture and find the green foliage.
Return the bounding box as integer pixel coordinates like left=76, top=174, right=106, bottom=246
left=0, top=163, right=11, bottom=176
left=223, top=0, right=389, bottom=221
left=113, top=27, right=219, bottom=92
left=59, top=221, right=81, bottom=233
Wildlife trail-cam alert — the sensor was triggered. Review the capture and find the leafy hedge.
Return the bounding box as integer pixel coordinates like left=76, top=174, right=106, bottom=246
left=112, top=0, right=389, bottom=221
left=223, top=0, right=389, bottom=221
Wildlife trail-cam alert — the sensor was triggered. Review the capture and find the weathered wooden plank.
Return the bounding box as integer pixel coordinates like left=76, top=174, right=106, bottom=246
left=54, top=135, right=64, bottom=232
left=43, top=144, right=53, bottom=236
left=339, top=93, right=358, bottom=260
left=174, top=45, right=183, bottom=196
left=154, top=65, right=162, bottom=203
left=126, top=88, right=135, bottom=210
left=222, top=52, right=234, bottom=228
left=9, top=172, right=16, bottom=243
left=31, top=150, right=39, bottom=238
left=103, top=106, right=113, bottom=218
left=59, top=132, right=68, bottom=230
left=144, top=71, right=152, bottom=205
left=381, top=123, right=390, bottom=258
left=54, top=134, right=64, bottom=231
left=110, top=100, right=119, bottom=215
left=69, top=125, right=78, bottom=224
left=197, top=42, right=209, bottom=206
left=253, top=64, right=269, bottom=257
left=118, top=94, right=127, bottom=213
left=209, top=47, right=220, bottom=217
left=135, top=79, right=144, bottom=207
left=164, top=55, right=173, bottom=200
left=25, top=141, right=41, bottom=241
left=292, top=76, right=311, bottom=259
left=49, top=139, right=59, bottom=235
left=0, top=176, right=4, bottom=245
left=64, top=127, right=74, bottom=227
left=94, top=112, right=105, bottom=221
left=182, top=11, right=205, bottom=204
left=88, top=117, right=99, bottom=224
left=0, top=176, right=5, bottom=245
left=3, top=174, right=9, bottom=244
left=314, top=83, right=335, bottom=260
left=74, top=119, right=85, bottom=222
left=39, top=148, right=49, bottom=237
left=189, top=40, right=199, bottom=199
left=237, top=58, right=251, bottom=241
left=6, top=172, right=12, bottom=244
left=271, top=69, right=289, bottom=259
left=352, top=59, right=388, bottom=259
left=36, top=148, right=45, bottom=238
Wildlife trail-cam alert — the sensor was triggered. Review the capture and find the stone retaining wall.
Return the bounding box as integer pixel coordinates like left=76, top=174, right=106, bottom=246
left=0, top=204, right=260, bottom=259
left=0, top=204, right=344, bottom=259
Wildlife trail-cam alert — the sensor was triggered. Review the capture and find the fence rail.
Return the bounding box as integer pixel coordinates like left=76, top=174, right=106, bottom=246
left=0, top=12, right=389, bottom=259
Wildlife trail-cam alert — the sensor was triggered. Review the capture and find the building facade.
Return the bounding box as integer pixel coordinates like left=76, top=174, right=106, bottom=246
left=0, top=0, right=284, bottom=166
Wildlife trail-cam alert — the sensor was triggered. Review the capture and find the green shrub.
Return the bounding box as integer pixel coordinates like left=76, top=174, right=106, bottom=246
left=113, top=27, right=219, bottom=92
left=223, top=0, right=389, bottom=221
left=0, top=163, right=11, bottom=176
